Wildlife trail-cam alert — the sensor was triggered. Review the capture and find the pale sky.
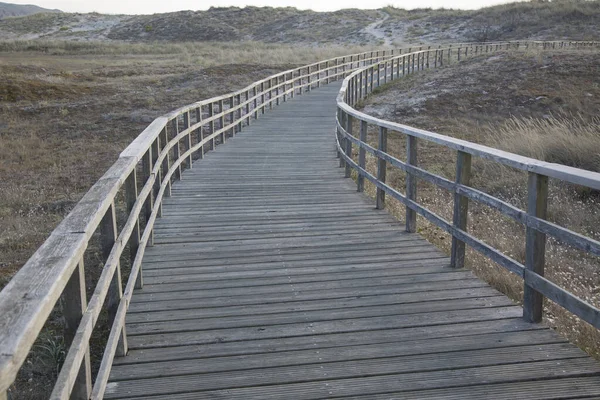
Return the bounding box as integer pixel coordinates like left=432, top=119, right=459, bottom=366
left=11, top=0, right=515, bottom=14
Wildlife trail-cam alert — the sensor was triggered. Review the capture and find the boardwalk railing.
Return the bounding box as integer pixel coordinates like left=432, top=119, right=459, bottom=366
left=0, top=40, right=598, bottom=400
left=0, top=47, right=409, bottom=400
left=335, top=40, right=600, bottom=335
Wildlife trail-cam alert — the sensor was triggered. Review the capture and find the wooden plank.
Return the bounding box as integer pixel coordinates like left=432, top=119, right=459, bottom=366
left=103, top=357, right=599, bottom=399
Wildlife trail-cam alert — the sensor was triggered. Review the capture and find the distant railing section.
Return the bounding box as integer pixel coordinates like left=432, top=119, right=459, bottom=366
left=0, top=46, right=410, bottom=400
left=335, top=40, right=600, bottom=338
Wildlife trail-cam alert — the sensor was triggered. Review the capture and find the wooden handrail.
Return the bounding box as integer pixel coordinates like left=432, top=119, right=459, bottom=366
left=335, top=40, right=600, bottom=336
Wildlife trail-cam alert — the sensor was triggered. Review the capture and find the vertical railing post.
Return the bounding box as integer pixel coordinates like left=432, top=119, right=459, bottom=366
left=376, top=127, right=387, bottom=210
left=142, top=148, right=154, bottom=230
left=218, top=99, right=225, bottom=143
left=316, top=63, right=321, bottom=88
left=524, top=172, right=549, bottom=323
left=195, top=107, right=204, bottom=159
left=208, top=102, right=215, bottom=150
left=60, top=260, right=92, bottom=399
left=307, top=65, right=311, bottom=92
left=100, top=202, right=127, bottom=357
left=406, top=135, right=418, bottom=232
left=229, top=96, right=235, bottom=137
left=384, top=61, right=388, bottom=84
left=357, top=120, right=367, bottom=192
left=339, top=111, right=346, bottom=168
left=345, top=114, right=353, bottom=178
left=450, top=150, right=472, bottom=268
left=359, top=70, right=363, bottom=99
left=245, top=90, right=251, bottom=123
left=253, top=86, right=258, bottom=118
left=236, top=93, right=242, bottom=132
left=183, top=111, right=192, bottom=169
left=171, top=118, right=181, bottom=180
left=124, top=169, right=141, bottom=288
left=260, top=82, right=266, bottom=113
left=160, top=127, right=171, bottom=198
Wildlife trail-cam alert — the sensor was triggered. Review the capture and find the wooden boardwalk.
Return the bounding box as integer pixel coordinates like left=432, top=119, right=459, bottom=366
left=106, top=84, right=600, bottom=399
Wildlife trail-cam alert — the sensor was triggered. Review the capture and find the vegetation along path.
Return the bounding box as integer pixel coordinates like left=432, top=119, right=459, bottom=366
left=105, top=83, right=600, bottom=399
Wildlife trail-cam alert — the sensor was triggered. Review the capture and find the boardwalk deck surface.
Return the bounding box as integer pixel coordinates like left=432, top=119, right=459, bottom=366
left=106, top=84, right=600, bottom=399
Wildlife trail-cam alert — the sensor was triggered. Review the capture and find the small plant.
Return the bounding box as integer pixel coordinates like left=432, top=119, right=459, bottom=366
left=144, top=24, right=153, bottom=32
left=59, top=26, right=69, bottom=31
left=35, top=337, right=66, bottom=377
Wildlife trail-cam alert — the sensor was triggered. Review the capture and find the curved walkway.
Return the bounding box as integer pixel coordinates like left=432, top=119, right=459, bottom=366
left=105, top=84, right=600, bottom=399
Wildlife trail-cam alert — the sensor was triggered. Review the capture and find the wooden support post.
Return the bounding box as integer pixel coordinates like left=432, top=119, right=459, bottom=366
left=524, top=172, right=549, bottom=323
left=450, top=150, right=472, bottom=268
left=427, top=47, right=430, bottom=68
left=124, top=170, right=141, bottom=288
left=403, top=56, right=406, bottom=75
left=370, top=66, right=374, bottom=92
left=339, top=112, right=347, bottom=168
left=357, top=120, right=367, bottom=192
left=236, top=93, right=242, bottom=132
left=384, top=61, right=388, bottom=84
left=253, top=86, right=258, bottom=118
left=208, top=102, right=215, bottom=150
left=171, top=119, right=181, bottom=180
left=358, top=71, right=363, bottom=99
left=345, top=114, right=353, bottom=178
left=261, top=82, right=266, bottom=113
left=229, top=96, right=235, bottom=137
left=142, top=148, right=154, bottom=228
left=269, top=79, right=274, bottom=108
left=377, top=64, right=381, bottom=87
left=195, top=107, right=204, bottom=159
left=61, top=260, right=92, bottom=399
left=390, top=59, right=394, bottom=81
left=307, top=65, right=311, bottom=91
left=183, top=111, right=192, bottom=169
left=326, top=61, right=330, bottom=84
left=316, top=63, right=321, bottom=88
left=100, top=202, right=127, bottom=357
left=245, top=90, right=251, bottom=124
left=218, top=99, right=225, bottom=144
left=376, top=127, right=387, bottom=210
left=406, top=135, right=417, bottom=233
left=440, top=50, right=444, bottom=66
left=160, top=127, right=171, bottom=198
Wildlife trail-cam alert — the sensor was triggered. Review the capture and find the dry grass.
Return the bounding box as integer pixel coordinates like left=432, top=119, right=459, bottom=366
left=489, top=116, right=600, bottom=172
left=358, top=48, right=600, bottom=359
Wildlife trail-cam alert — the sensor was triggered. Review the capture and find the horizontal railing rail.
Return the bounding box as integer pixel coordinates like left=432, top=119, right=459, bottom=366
left=335, top=40, right=600, bottom=337
left=0, top=45, right=415, bottom=400
left=1, top=39, right=598, bottom=400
